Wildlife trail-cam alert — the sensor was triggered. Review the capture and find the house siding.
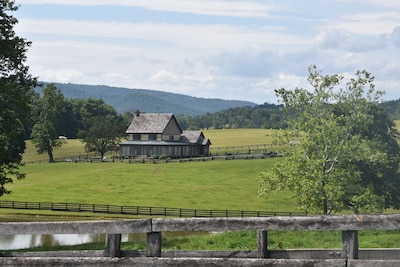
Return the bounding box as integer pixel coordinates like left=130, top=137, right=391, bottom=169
left=162, top=118, right=181, bottom=141
left=120, top=111, right=211, bottom=159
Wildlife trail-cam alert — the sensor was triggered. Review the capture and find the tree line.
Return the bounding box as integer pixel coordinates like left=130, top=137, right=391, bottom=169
left=28, top=83, right=289, bottom=164
left=176, top=103, right=287, bottom=130
left=176, top=100, right=400, bottom=131
left=30, top=84, right=129, bottom=162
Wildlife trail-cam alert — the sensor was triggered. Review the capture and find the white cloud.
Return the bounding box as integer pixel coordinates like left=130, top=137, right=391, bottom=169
left=17, top=0, right=279, bottom=18
left=341, top=0, right=400, bottom=8
left=14, top=1, right=400, bottom=104
left=17, top=18, right=310, bottom=51
left=316, top=29, right=387, bottom=52
left=315, top=29, right=351, bottom=48
left=391, top=26, right=400, bottom=47
left=320, top=12, right=400, bottom=35
left=34, top=67, right=83, bottom=83
left=150, top=70, right=179, bottom=82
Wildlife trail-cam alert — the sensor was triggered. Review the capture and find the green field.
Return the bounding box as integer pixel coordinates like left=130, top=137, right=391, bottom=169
left=9, top=126, right=400, bottom=213
left=3, top=128, right=400, bottom=250
left=5, top=156, right=296, bottom=212
left=4, top=129, right=296, bottom=213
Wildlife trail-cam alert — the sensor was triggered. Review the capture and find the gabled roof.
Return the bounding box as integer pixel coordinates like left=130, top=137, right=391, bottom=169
left=181, top=131, right=212, bottom=145
left=126, top=111, right=181, bottom=134
left=181, top=131, right=202, bottom=143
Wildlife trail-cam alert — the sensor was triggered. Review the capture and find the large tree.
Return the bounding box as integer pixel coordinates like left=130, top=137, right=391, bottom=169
left=0, top=1, right=37, bottom=195
left=258, top=66, right=400, bottom=215
left=78, top=115, right=126, bottom=159
left=31, top=84, right=67, bottom=162
left=77, top=99, right=126, bottom=159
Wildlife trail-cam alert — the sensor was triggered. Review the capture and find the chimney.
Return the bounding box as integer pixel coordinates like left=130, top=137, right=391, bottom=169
left=133, top=109, right=140, bottom=117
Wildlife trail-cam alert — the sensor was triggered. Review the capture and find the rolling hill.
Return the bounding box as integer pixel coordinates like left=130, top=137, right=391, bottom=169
left=39, top=82, right=257, bottom=116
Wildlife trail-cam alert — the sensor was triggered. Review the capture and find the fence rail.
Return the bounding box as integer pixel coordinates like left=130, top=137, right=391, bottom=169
left=1, top=215, right=400, bottom=266
left=0, top=200, right=306, bottom=218
left=22, top=143, right=285, bottom=164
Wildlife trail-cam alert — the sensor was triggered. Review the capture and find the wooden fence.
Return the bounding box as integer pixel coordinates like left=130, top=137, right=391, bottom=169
left=0, top=200, right=305, bottom=217
left=1, top=214, right=400, bottom=266
left=22, top=143, right=282, bottom=164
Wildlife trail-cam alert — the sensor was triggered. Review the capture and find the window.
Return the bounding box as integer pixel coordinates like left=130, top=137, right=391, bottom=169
left=149, top=134, right=157, bottom=140
left=133, top=134, right=141, bottom=140
left=169, top=135, right=174, bottom=141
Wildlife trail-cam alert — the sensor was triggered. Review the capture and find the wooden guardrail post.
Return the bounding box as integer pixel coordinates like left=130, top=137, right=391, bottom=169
left=103, top=234, right=121, bottom=257
left=257, top=230, right=268, bottom=258
left=147, top=232, right=162, bottom=257
left=342, top=230, right=358, bottom=259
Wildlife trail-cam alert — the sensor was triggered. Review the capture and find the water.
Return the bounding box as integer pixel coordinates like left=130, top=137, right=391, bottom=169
left=0, top=234, right=106, bottom=250
left=0, top=232, right=207, bottom=250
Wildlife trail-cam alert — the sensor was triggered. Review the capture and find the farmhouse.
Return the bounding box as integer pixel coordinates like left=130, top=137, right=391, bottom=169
left=119, top=110, right=211, bottom=159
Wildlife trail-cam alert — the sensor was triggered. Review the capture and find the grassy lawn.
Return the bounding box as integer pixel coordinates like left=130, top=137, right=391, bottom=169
left=2, top=127, right=400, bottom=250
left=5, top=129, right=299, bottom=219
left=204, top=128, right=274, bottom=147
left=23, top=139, right=88, bottom=163
left=3, top=159, right=297, bottom=212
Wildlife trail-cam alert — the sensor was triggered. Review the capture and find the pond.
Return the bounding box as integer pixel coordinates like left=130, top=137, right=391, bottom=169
left=0, top=232, right=208, bottom=250
left=0, top=233, right=106, bottom=250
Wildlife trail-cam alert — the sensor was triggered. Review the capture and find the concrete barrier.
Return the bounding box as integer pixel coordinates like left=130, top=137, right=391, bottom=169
left=0, top=257, right=348, bottom=267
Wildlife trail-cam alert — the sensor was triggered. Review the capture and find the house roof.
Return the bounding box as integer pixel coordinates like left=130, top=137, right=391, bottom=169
left=181, top=131, right=202, bottom=143
left=181, top=131, right=212, bottom=145
left=125, top=111, right=181, bottom=134
left=120, top=141, right=192, bottom=146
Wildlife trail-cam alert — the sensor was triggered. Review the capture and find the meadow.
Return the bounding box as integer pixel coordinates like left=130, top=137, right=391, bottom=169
left=3, top=127, right=400, bottom=250
left=4, top=129, right=298, bottom=213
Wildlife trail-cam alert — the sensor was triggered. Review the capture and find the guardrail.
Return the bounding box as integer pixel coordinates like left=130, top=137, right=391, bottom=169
left=1, top=214, right=400, bottom=266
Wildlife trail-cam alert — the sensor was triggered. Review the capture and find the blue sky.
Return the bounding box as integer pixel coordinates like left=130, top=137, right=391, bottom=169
left=15, top=0, right=400, bottom=104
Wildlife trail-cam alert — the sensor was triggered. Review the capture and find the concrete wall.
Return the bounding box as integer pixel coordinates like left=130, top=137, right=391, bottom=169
left=1, top=215, right=400, bottom=266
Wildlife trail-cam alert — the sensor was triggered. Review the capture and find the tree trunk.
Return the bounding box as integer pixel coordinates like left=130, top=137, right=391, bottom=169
left=47, top=145, right=54, bottom=163
left=323, top=198, right=328, bottom=215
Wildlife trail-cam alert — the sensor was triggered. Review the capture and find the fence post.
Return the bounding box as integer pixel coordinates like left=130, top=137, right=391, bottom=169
left=257, top=231, right=268, bottom=258
left=342, top=230, right=358, bottom=259
left=104, top=234, right=121, bottom=257
left=147, top=232, right=162, bottom=257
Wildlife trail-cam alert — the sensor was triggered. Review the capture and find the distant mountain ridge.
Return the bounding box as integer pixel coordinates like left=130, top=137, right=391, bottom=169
left=40, top=82, right=257, bottom=116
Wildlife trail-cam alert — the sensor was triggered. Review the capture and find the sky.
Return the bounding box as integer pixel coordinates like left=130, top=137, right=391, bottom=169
left=14, top=0, right=400, bottom=104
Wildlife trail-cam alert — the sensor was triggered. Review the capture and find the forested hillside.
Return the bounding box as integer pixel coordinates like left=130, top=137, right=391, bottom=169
left=381, top=99, right=400, bottom=120
left=39, top=82, right=256, bottom=116
left=176, top=99, right=400, bottom=130
left=38, top=82, right=400, bottom=130
left=176, top=103, right=286, bottom=130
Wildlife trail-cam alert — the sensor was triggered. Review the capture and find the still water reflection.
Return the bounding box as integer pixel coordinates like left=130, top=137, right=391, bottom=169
left=0, top=232, right=207, bottom=250
left=0, top=233, right=143, bottom=250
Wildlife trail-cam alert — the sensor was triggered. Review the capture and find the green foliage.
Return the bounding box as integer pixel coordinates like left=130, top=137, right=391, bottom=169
left=259, top=66, right=400, bottom=215
left=380, top=99, right=400, bottom=120
left=31, top=84, right=67, bottom=162
left=177, top=103, right=286, bottom=130
left=77, top=99, right=126, bottom=158
left=0, top=1, right=36, bottom=196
